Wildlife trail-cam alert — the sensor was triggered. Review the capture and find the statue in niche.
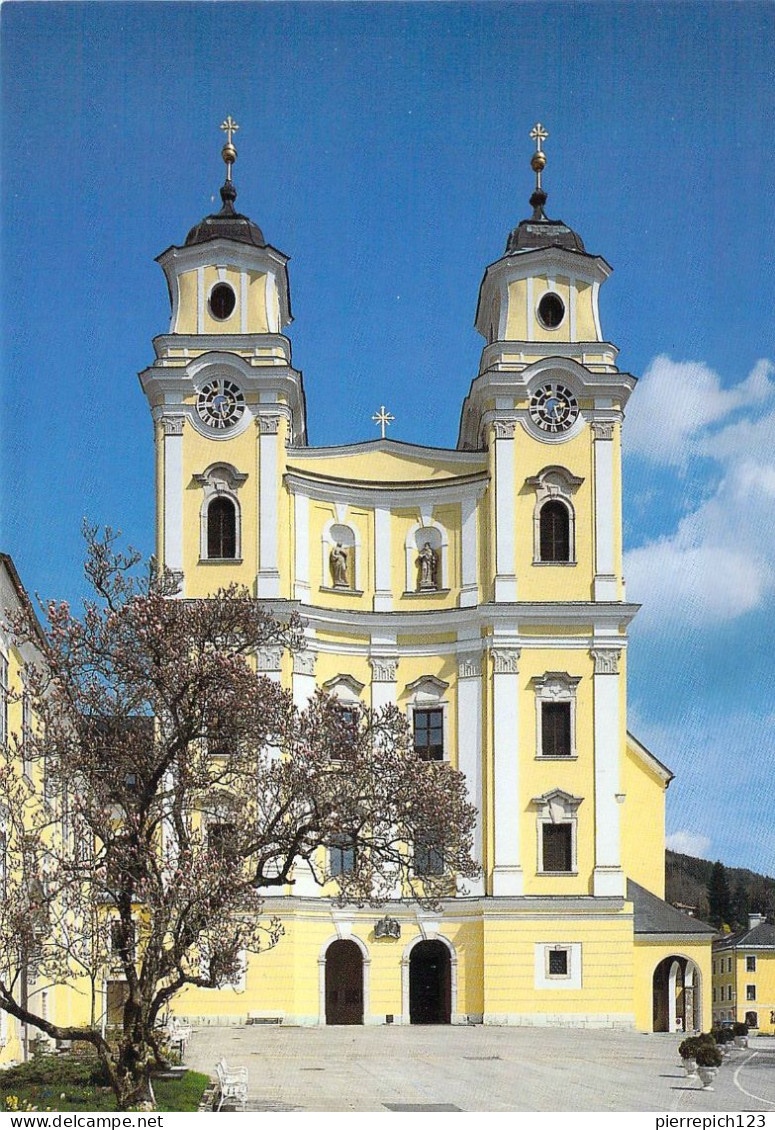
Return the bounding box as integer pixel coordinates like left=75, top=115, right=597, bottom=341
left=416, top=541, right=438, bottom=591
left=329, top=542, right=349, bottom=588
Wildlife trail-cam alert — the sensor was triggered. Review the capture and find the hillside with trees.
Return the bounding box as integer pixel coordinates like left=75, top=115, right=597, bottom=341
left=666, top=850, right=775, bottom=928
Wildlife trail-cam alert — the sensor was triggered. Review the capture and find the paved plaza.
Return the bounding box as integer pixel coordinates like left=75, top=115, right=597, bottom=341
left=185, top=1026, right=775, bottom=1112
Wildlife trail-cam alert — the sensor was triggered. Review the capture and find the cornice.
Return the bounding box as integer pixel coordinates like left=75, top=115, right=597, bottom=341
left=287, top=437, right=487, bottom=464
left=284, top=468, right=490, bottom=507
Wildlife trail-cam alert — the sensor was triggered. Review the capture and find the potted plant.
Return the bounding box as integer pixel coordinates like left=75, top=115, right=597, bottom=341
left=712, top=1027, right=735, bottom=1053
left=678, top=1036, right=702, bottom=1075
left=733, top=1021, right=749, bottom=1048
left=695, top=1042, right=723, bottom=1089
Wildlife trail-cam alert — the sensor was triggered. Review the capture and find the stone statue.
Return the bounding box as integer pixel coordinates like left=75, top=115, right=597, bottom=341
left=417, top=541, right=438, bottom=590
left=330, top=542, right=349, bottom=588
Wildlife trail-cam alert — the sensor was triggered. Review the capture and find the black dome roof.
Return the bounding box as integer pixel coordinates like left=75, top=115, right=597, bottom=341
left=185, top=181, right=266, bottom=248
left=505, top=188, right=585, bottom=255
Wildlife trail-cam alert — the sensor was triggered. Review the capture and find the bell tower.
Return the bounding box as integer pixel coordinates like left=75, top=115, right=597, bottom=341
left=139, top=119, right=307, bottom=599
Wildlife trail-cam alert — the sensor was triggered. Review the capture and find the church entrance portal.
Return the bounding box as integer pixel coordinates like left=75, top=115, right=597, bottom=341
left=652, top=956, right=701, bottom=1032
left=325, top=940, right=364, bottom=1025
left=409, top=940, right=451, bottom=1024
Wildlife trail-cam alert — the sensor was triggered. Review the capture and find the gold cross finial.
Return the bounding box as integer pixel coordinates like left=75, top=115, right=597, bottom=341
left=529, top=122, right=548, bottom=193
left=220, top=116, right=240, bottom=182
left=372, top=405, right=395, bottom=440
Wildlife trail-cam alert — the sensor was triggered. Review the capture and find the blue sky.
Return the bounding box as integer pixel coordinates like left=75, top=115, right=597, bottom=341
left=2, top=2, right=773, bottom=875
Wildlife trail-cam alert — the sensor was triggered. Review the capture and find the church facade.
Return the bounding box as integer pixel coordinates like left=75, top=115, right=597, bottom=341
left=133, top=122, right=714, bottom=1033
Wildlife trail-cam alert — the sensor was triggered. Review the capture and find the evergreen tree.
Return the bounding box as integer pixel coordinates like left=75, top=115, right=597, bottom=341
left=731, top=880, right=750, bottom=929
left=707, top=860, right=732, bottom=928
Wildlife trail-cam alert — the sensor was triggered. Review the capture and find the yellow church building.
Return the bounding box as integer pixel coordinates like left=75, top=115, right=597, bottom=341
left=0, top=123, right=716, bottom=1068
left=135, top=119, right=714, bottom=1034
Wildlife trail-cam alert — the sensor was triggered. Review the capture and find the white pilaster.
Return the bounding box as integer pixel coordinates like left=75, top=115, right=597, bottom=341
left=161, top=416, right=185, bottom=593
left=257, top=415, right=282, bottom=598
left=491, top=646, right=522, bottom=895
left=293, top=491, right=310, bottom=603
left=373, top=506, right=392, bottom=612
left=369, top=656, right=398, bottom=710
left=197, top=267, right=204, bottom=333
left=593, top=422, right=617, bottom=600
left=493, top=420, right=517, bottom=602
left=292, top=649, right=317, bottom=712
left=240, top=270, right=248, bottom=334
left=457, top=652, right=484, bottom=895
left=460, top=496, right=478, bottom=608
left=591, top=647, right=625, bottom=897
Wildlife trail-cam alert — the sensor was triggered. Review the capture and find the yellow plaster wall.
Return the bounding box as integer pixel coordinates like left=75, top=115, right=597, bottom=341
left=503, top=276, right=601, bottom=344
left=482, top=913, right=634, bottom=1019
left=287, top=449, right=485, bottom=483
left=621, top=743, right=667, bottom=898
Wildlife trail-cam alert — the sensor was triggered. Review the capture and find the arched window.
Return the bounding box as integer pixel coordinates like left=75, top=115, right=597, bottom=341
left=539, top=500, right=570, bottom=563
left=207, top=496, right=237, bottom=559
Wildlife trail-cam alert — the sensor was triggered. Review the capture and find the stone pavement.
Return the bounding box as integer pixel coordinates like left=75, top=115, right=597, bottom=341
left=185, top=1026, right=775, bottom=1112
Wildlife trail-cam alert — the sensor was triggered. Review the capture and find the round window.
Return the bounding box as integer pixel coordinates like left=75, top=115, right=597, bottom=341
left=537, top=292, right=565, bottom=329
left=209, top=283, right=236, bottom=320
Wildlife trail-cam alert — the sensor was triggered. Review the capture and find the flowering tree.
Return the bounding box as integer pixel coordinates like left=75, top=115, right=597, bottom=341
left=0, top=528, right=477, bottom=1108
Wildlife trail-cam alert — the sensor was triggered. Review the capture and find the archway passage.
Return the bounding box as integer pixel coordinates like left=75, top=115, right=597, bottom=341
left=409, top=940, right=451, bottom=1024
left=325, top=940, right=364, bottom=1025
left=652, top=956, right=701, bottom=1033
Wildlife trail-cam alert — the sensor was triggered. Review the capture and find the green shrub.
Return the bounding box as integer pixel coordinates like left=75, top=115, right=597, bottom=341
left=0, top=1053, right=109, bottom=1091
left=711, top=1027, right=734, bottom=1044
left=698, top=1031, right=716, bottom=1044
left=733, top=1022, right=748, bottom=1037
left=695, top=1043, right=722, bottom=1068
left=678, top=1037, right=702, bottom=1060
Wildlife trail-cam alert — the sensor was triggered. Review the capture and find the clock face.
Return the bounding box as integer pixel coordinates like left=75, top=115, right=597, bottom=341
left=529, top=383, right=579, bottom=434
left=197, top=380, right=245, bottom=430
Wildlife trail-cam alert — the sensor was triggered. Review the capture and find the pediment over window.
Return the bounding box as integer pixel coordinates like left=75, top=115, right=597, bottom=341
left=531, top=672, right=581, bottom=698
left=531, top=788, right=584, bottom=823
left=322, top=674, right=365, bottom=702
left=404, top=675, right=449, bottom=703
left=525, top=466, right=584, bottom=495
left=193, top=462, right=248, bottom=490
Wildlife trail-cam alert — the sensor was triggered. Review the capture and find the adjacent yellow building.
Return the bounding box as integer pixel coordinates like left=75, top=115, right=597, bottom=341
left=137, top=123, right=715, bottom=1033
left=712, top=915, right=775, bottom=1034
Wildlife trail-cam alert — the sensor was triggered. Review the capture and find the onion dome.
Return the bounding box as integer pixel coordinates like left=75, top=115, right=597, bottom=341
left=505, top=123, right=586, bottom=254
left=184, top=115, right=267, bottom=247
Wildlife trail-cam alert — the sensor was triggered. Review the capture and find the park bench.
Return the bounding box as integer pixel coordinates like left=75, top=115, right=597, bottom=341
left=215, top=1057, right=248, bottom=1111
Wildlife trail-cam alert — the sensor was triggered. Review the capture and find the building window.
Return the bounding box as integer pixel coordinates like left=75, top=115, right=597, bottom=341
left=712, top=987, right=717, bottom=1003
left=746, top=955, right=757, bottom=972
left=207, top=496, right=237, bottom=559
left=728, top=985, right=733, bottom=1001
left=0, top=826, right=6, bottom=900
left=547, top=947, right=569, bottom=977
left=413, top=708, right=444, bottom=761
left=330, top=834, right=356, bottom=877
left=542, top=701, right=572, bottom=757
left=746, top=984, right=756, bottom=1001
left=746, top=1011, right=759, bottom=1029
left=533, top=673, right=580, bottom=759
left=533, top=789, right=582, bottom=875
left=208, top=822, right=237, bottom=858
left=728, top=957, right=733, bottom=974
left=539, top=500, right=571, bottom=563
left=413, top=831, right=444, bottom=877
left=542, top=824, right=573, bottom=872
left=527, top=466, right=583, bottom=565
left=330, top=705, right=359, bottom=761
left=196, top=462, right=247, bottom=562
left=712, top=960, right=716, bottom=976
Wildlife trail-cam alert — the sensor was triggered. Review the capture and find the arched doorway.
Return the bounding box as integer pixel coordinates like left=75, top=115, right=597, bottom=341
left=409, top=940, right=451, bottom=1024
left=652, top=956, right=701, bottom=1032
left=325, top=940, right=364, bottom=1025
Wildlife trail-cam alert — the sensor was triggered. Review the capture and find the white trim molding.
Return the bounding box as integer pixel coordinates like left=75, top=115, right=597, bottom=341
left=534, top=942, right=583, bottom=990
left=526, top=466, right=583, bottom=565
left=491, top=645, right=522, bottom=894
left=194, top=462, right=248, bottom=563
left=457, top=653, right=484, bottom=895
left=400, top=933, right=460, bottom=1026
left=592, top=420, right=617, bottom=600
left=532, top=671, right=581, bottom=759
left=318, top=933, right=371, bottom=1026
left=591, top=646, right=625, bottom=896
left=532, top=788, right=584, bottom=876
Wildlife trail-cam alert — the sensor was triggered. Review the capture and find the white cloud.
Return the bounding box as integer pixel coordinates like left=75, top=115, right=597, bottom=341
left=624, top=356, right=775, bottom=626
left=666, top=831, right=712, bottom=858
left=624, top=356, right=775, bottom=465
